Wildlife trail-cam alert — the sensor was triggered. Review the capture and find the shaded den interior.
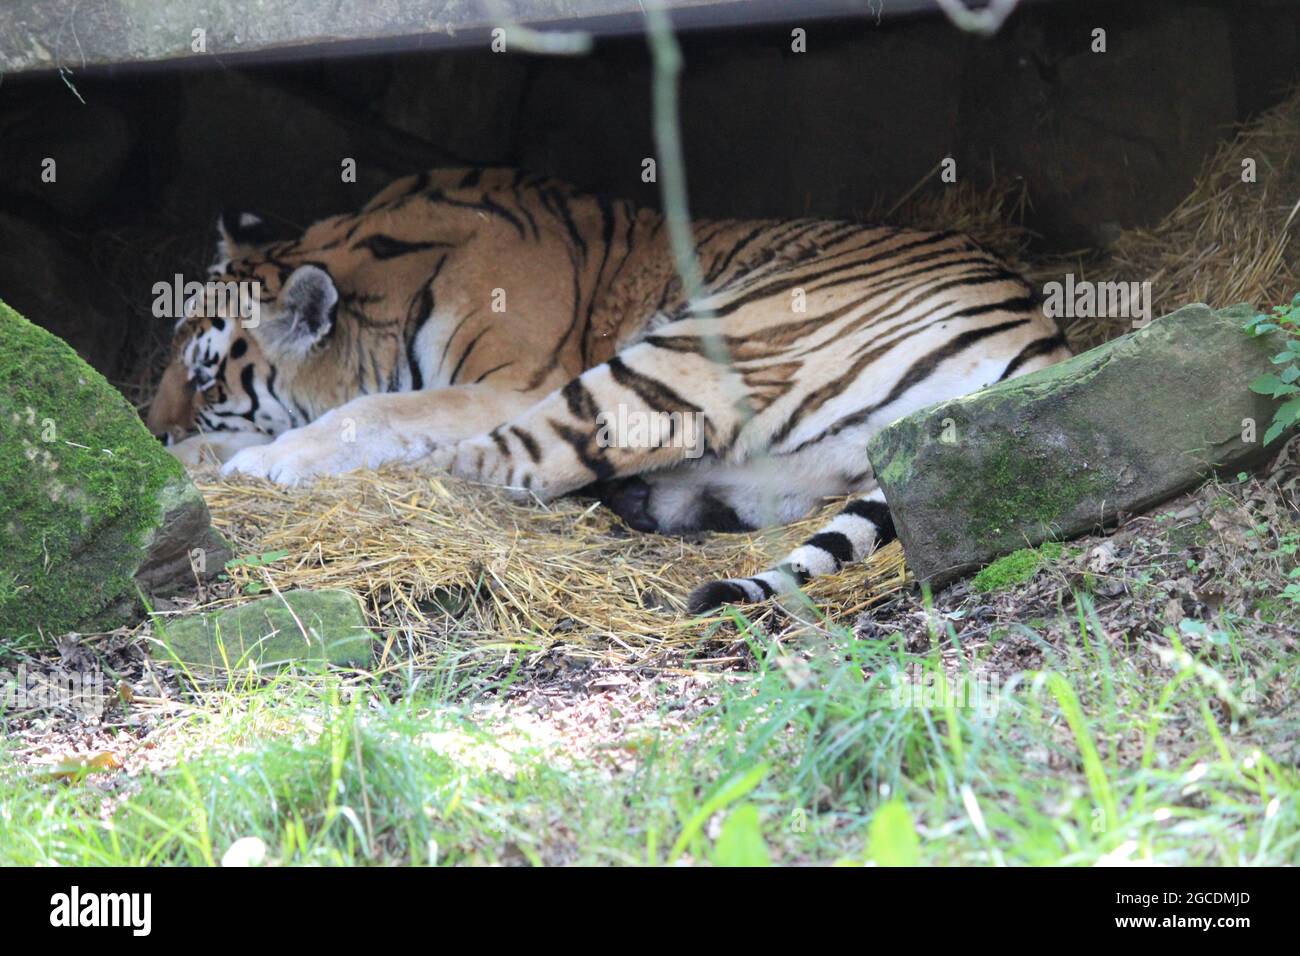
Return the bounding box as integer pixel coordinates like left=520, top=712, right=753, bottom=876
left=1, top=0, right=1300, bottom=412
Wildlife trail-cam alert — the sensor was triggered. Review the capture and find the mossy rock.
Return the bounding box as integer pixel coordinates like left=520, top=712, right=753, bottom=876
left=0, top=299, right=228, bottom=644
left=150, top=589, right=374, bottom=672
left=869, top=303, right=1287, bottom=586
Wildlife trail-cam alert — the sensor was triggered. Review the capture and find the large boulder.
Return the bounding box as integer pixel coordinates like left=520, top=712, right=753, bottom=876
left=0, top=300, right=228, bottom=644
left=868, top=303, right=1286, bottom=586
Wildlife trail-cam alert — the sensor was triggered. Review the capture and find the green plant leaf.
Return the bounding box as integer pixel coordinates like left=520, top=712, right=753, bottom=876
left=669, top=762, right=769, bottom=862
left=1277, top=396, right=1300, bottom=424
left=1250, top=374, right=1300, bottom=397
left=711, top=804, right=771, bottom=867
left=866, top=800, right=920, bottom=866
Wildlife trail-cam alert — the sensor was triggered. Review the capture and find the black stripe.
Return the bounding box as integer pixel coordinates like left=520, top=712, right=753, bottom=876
left=510, top=184, right=541, bottom=238
left=509, top=426, right=542, bottom=463
left=998, top=333, right=1069, bottom=381
left=562, top=378, right=600, bottom=421
left=686, top=580, right=751, bottom=614
left=843, top=500, right=897, bottom=544
left=643, top=263, right=1026, bottom=373
left=704, top=223, right=768, bottom=282
left=805, top=531, right=854, bottom=568
left=550, top=420, right=615, bottom=481
left=448, top=328, right=489, bottom=385
left=541, top=187, right=589, bottom=260
left=473, top=361, right=514, bottom=384
left=953, top=296, right=1037, bottom=319
left=425, top=189, right=528, bottom=239
left=579, top=195, right=619, bottom=367
left=352, top=234, right=453, bottom=259
left=237, top=363, right=261, bottom=422
left=606, top=356, right=703, bottom=418
left=695, top=492, right=753, bottom=533
left=404, top=283, right=435, bottom=390
left=707, top=231, right=959, bottom=317
left=878, top=317, right=1032, bottom=410
left=777, top=316, right=1033, bottom=449
left=436, top=312, right=475, bottom=379
left=526, top=250, right=589, bottom=392
left=837, top=256, right=1029, bottom=304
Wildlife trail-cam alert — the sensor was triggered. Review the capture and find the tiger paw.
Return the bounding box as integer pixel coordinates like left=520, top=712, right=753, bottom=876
left=221, top=438, right=326, bottom=485
left=221, top=418, right=380, bottom=485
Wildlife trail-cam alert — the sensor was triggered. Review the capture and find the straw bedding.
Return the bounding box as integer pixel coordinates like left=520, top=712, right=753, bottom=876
left=180, top=88, right=1300, bottom=662
left=195, top=465, right=907, bottom=666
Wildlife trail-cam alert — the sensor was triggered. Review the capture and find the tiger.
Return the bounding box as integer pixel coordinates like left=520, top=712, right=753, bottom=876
left=147, top=167, right=1071, bottom=614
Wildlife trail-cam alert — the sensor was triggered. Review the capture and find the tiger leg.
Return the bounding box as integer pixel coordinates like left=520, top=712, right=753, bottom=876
left=170, top=429, right=275, bottom=468
left=686, top=488, right=896, bottom=614
left=221, top=384, right=539, bottom=484
left=597, top=452, right=855, bottom=534
left=425, top=341, right=741, bottom=500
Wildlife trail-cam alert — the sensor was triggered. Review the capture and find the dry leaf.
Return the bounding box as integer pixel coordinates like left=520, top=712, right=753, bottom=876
left=41, top=751, right=123, bottom=781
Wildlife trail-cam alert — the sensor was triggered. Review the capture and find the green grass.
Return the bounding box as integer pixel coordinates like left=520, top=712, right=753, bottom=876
left=2, top=593, right=1296, bottom=865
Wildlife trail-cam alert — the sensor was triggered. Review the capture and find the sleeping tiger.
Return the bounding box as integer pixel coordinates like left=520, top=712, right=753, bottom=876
left=147, top=167, right=1070, bottom=614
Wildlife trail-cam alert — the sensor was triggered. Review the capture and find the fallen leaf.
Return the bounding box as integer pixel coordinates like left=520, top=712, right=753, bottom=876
left=41, top=751, right=123, bottom=782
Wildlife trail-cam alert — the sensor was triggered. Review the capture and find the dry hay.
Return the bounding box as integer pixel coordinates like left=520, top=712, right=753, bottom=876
left=872, top=172, right=1037, bottom=268
left=182, top=88, right=1300, bottom=663
left=195, top=466, right=907, bottom=667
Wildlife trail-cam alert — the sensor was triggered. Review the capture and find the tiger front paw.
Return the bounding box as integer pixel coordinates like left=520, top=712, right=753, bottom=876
left=221, top=416, right=389, bottom=485
left=221, top=436, right=325, bottom=486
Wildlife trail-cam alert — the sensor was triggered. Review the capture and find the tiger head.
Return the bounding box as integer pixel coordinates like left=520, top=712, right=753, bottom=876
left=147, top=212, right=351, bottom=445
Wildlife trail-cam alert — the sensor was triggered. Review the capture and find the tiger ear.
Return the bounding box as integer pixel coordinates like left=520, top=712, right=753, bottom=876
left=214, top=210, right=275, bottom=268
left=251, top=264, right=338, bottom=361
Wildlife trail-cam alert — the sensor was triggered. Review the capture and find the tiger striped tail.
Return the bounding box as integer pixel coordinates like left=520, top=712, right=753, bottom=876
left=687, top=488, right=897, bottom=614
